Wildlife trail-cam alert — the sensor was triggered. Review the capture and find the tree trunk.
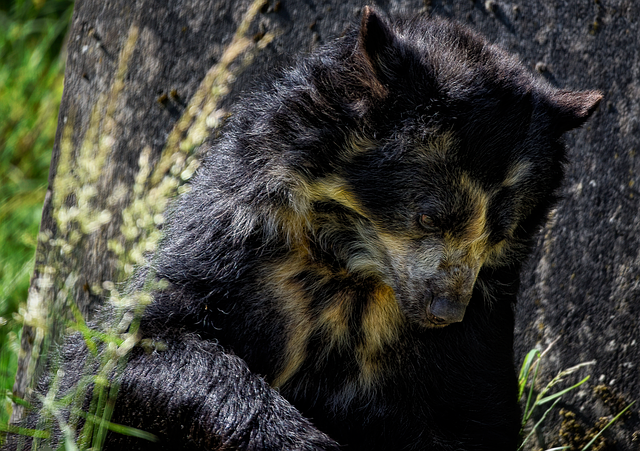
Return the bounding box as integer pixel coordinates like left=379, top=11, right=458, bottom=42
left=13, top=0, right=640, bottom=448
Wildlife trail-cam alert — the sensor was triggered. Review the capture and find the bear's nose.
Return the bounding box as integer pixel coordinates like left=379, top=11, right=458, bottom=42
left=429, top=297, right=467, bottom=324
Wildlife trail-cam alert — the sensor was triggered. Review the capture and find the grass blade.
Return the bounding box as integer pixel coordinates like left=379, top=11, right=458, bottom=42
left=518, top=349, right=540, bottom=400
left=537, top=376, right=590, bottom=405
left=580, top=401, right=635, bottom=451
left=519, top=398, right=561, bottom=450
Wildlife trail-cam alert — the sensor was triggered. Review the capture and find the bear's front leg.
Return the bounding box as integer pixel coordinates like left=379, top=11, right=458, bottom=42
left=104, top=333, right=340, bottom=450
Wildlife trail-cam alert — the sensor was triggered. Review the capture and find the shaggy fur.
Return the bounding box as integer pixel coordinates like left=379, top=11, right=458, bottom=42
left=7, top=7, right=601, bottom=451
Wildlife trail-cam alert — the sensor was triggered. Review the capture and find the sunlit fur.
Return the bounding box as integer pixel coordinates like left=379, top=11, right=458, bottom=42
left=115, top=7, right=600, bottom=451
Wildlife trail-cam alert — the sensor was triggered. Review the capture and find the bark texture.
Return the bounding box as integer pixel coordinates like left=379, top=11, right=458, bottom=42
left=13, top=0, right=639, bottom=448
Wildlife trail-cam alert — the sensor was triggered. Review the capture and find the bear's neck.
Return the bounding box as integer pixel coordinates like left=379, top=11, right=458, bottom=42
left=256, top=242, right=405, bottom=390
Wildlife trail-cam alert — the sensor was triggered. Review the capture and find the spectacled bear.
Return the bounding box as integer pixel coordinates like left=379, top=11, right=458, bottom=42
left=8, top=6, right=601, bottom=451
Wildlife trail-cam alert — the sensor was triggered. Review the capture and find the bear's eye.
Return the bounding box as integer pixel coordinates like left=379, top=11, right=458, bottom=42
left=418, top=214, right=439, bottom=233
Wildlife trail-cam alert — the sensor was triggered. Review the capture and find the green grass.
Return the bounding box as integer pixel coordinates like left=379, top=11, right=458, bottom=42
left=518, top=343, right=634, bottom=450
left=0, top=0, right=74, bottom=425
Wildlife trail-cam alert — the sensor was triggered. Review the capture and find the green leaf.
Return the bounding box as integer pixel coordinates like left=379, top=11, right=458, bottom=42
left=537, top=376, right=590, bottom=405
left=0, top=422, right=50, bottom=439
left=73, top=408, right=157, bottom=442
left=518, top=349, right=540, bottom=400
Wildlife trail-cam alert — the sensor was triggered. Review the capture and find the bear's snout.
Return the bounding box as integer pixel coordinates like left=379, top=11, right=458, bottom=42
left=428, top=296, right=467, bottom=325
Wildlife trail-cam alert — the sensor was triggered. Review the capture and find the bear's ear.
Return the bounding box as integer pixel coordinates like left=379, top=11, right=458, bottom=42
left=357, top=6, right=395, bottom=73
left=548, top=89, right=603, bottom=133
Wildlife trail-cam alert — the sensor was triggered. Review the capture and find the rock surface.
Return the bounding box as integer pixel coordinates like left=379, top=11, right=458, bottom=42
left=16, top=0, right=639, bottom=447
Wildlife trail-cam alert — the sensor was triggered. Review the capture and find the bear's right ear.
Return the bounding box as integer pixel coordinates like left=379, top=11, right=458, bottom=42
left=357, top=6, right=395, bottom=75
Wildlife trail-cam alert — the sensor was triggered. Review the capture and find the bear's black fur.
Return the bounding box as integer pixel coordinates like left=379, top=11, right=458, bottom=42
left=7, top=6, right=601, bottom=451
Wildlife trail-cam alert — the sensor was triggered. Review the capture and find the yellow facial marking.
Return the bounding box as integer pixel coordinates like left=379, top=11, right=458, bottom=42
left=438, top=173, right=499, bottom=283
left=483, top=238, right=517, bottom=268
left=306, top=175, right=368, bottom=218
left=455, top=173, right=491, bottom=246
left=376, top=231, right=408, bottom=257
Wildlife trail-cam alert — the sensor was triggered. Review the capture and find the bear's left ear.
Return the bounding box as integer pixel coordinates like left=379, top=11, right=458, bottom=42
left=548, top=89, right=603, bottom=133
left=357, top=6, right=395, bottom=75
